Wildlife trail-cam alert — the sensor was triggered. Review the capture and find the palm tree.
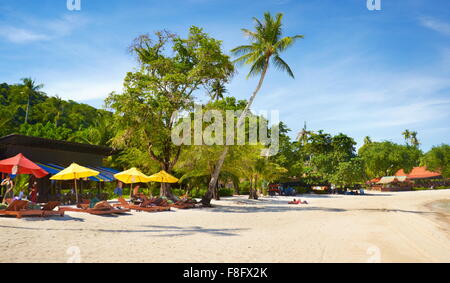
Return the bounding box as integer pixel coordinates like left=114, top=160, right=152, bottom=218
left=208, top=80, right=228, bottom=101
left=363, top=136, right=372, bottom=145
left=297, top=122, right=312, bottom=145
left=410, top=131, right=420, bottom=147
left=201, top=12, right=303, bottom=206
left=21, top=78, right=44, bottom=124
left=402, top=129, right=411, bottom=145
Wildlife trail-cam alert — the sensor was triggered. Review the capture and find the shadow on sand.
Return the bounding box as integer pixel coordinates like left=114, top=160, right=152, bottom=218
left=0, top=223, right=248, bottom=237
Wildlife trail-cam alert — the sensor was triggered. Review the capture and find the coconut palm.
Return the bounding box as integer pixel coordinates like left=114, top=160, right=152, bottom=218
left=21, top=78, right=44, bottom=124
left=202, top=12, right=303, bottom=205
left=410, top=131, right=420, bottom=147
left=231, top=12, right=303, bottom=127
left=297, top=122, right=312, bottom=145
left=402, top=129, right=411, bottom=145
left=363, top=136, right=372, bottom=145
left=208, top=80, right=228, bottom=101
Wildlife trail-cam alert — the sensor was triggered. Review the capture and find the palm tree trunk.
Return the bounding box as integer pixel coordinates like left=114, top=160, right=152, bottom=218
left=201, top=59, right=270, bottom=206
left=25, top=94, right=30, bottom=124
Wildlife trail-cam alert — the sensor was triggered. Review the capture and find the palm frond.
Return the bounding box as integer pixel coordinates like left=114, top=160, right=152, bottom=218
left=272, top=55, right=294, bottom=78
left=247, top=56, right=267, bottom=78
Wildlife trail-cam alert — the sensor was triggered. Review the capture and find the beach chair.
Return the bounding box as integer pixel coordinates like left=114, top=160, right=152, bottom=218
left=170, top=200, right=197, bottom=209
left=41, top=201, right=65, bottom=217
left=60, top=200, right=130, bottom=215
left=114, top=197, right=170, bottom=212
left=0, top=200, right=44, bottom=218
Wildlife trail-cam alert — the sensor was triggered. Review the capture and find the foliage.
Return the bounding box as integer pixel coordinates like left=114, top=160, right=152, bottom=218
left=231, top=12, right=303, bottom=78
left=421, top=144, right=450, bottom=178
left=358, top=141, right=422, bottom=179
left=105, top=27, right=234, bottom=199
left=329, top=157, right=366, bottom=186
left=0, top=81, right=111, bottom=145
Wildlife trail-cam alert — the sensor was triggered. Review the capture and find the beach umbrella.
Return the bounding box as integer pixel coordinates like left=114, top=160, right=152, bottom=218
left=0, top=153, right=48, bottom=178
left=147, top=170, right=179, bottom=183
left=114, top=168, right=152, bottom=199
left=50, top=163, right=99, bottom=204
left=0, top=153, right=49, bottom=203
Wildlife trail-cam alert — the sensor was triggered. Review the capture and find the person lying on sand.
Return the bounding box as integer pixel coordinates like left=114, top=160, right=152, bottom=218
left=288, top=199, right=308, bottom=205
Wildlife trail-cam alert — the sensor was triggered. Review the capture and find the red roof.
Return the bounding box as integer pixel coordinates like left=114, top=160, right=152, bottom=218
left=395, top=166, right=441, bottom=179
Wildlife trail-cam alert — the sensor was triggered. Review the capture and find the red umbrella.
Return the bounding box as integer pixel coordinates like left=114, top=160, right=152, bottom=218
left=0, top=153, right=48, bottom=178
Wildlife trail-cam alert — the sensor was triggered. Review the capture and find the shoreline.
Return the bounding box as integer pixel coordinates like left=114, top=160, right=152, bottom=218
left=424, top=199, right=450, bottom=233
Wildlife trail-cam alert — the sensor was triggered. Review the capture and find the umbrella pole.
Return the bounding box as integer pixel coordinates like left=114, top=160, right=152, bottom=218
left=129, top=183, right=132, bottom=200
left=75, top=179, right=79, bottom=204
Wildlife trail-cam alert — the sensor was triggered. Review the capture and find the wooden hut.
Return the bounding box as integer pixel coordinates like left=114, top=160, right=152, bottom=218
left=0, top=134, right=118, bottom=203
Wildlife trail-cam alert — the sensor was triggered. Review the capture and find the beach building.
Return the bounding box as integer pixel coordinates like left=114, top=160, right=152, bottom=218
left=395, top=166, right=442, bottom=180
left=0, top=134, right=118, bottom=203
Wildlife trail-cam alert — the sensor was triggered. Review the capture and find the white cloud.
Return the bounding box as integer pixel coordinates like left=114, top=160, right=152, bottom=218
left=0, top=14, right=88, bottom=43
left=0, top=26, right=50, bottom=43
left=420, top=17, right=450, bottom=36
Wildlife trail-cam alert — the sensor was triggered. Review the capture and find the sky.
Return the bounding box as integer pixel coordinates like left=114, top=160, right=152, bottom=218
left=0, top=0, right=449, bottom=151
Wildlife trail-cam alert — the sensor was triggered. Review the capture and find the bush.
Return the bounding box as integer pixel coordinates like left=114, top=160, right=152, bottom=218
left=294, top=187, right=310, bottom=194
left=412, top=187, right=431, bottom=191
left=436, top=186, right=450, bottom=190
left=219, top=188, right=234, bottom=197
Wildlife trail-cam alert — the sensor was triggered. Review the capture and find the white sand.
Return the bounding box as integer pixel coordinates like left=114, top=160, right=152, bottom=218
left=0, top=190, right=449, bottom=263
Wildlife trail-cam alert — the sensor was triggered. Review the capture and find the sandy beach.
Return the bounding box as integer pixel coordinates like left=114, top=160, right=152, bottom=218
left=0, top=190, right=449, bottom=263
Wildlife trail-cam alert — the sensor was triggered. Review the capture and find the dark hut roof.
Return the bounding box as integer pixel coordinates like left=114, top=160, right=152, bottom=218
left=0, top=134, right=114, bottom=156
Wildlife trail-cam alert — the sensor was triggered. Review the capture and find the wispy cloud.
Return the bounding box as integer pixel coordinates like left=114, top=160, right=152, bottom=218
left=0, top=14, right=88, bottom=43
left=0, top=26, right=49, bottom=43
left=420, top=17, right=450, bottom=36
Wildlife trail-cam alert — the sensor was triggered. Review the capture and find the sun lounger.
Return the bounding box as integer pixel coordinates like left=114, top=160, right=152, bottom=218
left=0, top=200, right=44, bottom=218
left=60, top=200, right=130, bottom=215
left=113, top=197, right=170, bottom=212
left=41, top=201, right=65, bottom=217
left=170, top=201, right=197, bottom=209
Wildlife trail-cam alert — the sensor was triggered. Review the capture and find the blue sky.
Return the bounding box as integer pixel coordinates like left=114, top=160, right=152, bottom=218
left=0, top=0, right=449, bottom=151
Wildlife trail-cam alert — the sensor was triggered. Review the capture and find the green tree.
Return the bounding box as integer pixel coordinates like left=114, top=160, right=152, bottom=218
left=203, top=12, right=303, bottom=205
left=422, top=144, right=450, bottom=178
left=330, top=157, right=366, bottom=187
left=106, top=27, right=234, bottom=200
left=359, top=141, right=422, bottom=178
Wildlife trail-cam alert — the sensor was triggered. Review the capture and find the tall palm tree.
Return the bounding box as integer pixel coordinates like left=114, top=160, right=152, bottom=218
left=201, top=12, right=303, bottom=205
left=21, top=78, right=44, bottom=124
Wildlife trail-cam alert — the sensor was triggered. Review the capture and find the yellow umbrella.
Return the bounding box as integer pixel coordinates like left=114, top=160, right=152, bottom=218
left=147, top=170, right=179, bottom=183
left=114, top=168, right=152, bottom=199
left=50, top=163, right=99, bottom=203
